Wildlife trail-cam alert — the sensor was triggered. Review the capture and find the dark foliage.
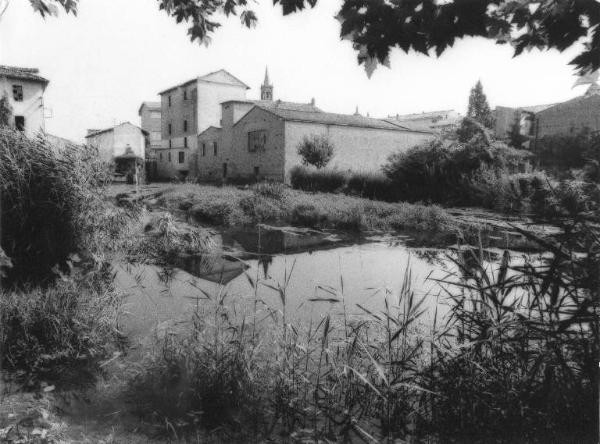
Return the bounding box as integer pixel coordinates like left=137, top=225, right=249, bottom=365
left=289, top=165, right=346, bottom=193
left=466, top=80, right=494, bottom=129
left=534, top=128, right=600, bottom=171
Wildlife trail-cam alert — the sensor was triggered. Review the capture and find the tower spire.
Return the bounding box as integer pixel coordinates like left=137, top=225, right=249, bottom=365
left=261, top=66, right=274, bottom=101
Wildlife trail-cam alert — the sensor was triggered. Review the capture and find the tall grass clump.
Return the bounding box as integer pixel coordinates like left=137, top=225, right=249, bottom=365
left=289, top=165, right=347, bottom=193
left=0, top=128, right=116, bottom=284
left=0, top=262, right=123, bottom=388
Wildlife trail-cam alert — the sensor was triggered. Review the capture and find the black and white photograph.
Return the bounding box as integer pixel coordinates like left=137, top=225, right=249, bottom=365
left=0, top=0, right=599, bottom=442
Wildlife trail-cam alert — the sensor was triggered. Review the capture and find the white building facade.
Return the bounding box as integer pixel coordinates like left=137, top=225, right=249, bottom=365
left=0, top=65, right=49, bottom=138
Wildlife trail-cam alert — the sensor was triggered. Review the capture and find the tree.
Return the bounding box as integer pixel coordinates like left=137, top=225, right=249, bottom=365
left=24, top=1, right=600, bottom=76
left=297, top=135, right=334, bottom=169
left=466, top=81, right=494, bottom=129
left=0, top=94, right=12, bottom=128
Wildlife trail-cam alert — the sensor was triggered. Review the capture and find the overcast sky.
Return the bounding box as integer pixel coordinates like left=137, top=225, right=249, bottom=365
left=0, top=0, right=589, bottom=142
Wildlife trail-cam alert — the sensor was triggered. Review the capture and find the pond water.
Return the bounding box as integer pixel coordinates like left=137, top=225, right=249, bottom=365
left=115, top=225, right=520, bottom=349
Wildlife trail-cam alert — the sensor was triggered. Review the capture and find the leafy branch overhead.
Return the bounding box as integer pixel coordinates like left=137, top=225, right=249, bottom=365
left=29, top=0, right=600, bottom=75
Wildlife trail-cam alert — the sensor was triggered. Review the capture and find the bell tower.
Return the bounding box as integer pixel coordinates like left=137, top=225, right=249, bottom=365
left=261, top=67, right=273, bottom=101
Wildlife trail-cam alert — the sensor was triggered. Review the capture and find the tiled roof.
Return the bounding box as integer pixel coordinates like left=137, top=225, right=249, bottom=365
left=85, top=122, right=146, bottom=138
left=0, top=65, right=49, bottom=84
left=536, top=89, right=600, bottom=116
left=222, top=99, right=322, bottom=113
left=255, top=106, right=433, bottom=133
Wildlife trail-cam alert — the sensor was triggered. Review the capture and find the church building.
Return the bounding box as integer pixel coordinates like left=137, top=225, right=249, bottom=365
left=195, top=69, right=435, bottom=183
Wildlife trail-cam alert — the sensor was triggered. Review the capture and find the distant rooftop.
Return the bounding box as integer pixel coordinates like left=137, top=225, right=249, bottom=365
left=388, top=110, right=458, bottom=121
left=85, top=122, right=146, bottom=138
left=0, top=65, right=49, bottom=84
left=253, top=106, right=434, bottom=133
left=138, top=101, right=161, bottom=115
left=222, top=99, right=323, bottom=113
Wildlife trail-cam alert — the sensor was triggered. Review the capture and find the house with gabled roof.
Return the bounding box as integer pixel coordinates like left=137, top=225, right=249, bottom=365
left=196, top=70, right=435, bottom=183
left=0, top=65, right=49, bottom=137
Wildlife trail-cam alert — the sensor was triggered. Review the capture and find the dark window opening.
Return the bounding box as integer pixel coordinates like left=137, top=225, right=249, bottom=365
left=183, top=90, right=187, bottom=100
left=254, top=166, right=260, bottom=178
left=168, top=152, right=171, bottom=162
left=14, top=116, right=25, bottom=132
left=184, top=136, right=188, bottom=148
left=168, top=95, right=172, bottom=107
left=159, top=152, right=163, bottom=161
left=248, top=130, right=267, bottom=152
left=169, top=139, right=172, bottom=149
left=12, top=85, right=23, bottom=102
left=202, top=143, right=206, bottom=157
left=179, top=151, right=185, bottom=164
left=168, top=123, right=172, bottom=135
left=184, top=120, right=188, bottom=132
left=213, top=141, right=218, bottom=156
left=223, top=163, right=228, bottom=178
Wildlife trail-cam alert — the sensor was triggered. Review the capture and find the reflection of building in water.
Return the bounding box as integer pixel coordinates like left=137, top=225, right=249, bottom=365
left=258, top=255, right=273, bottom=279
left=175, top=254, right=248, bottom=285
left=224, top=226, right=335, bottom=255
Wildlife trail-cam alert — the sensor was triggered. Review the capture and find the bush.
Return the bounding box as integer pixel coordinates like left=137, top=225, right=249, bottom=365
left=346, top=171, right=395, bottom=201
left=289, top=165, right=346, bottom=193
left=296, top=134, right=335, bottom=169
left=0, top=128, right=112, bottom=284
left=252, top=181, right=287, bottom=201
left=382, top=136, right=532, bottom=207
left=535, top=128, right=600, bottom=170
left=0, top=267, right=122, bottom=388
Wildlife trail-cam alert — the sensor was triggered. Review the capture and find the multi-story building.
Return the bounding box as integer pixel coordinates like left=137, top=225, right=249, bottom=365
left=0, top=65, right=49, bottom=138
left=156, top=69, right=249, bottom=179
left=138, top=101, right=162, bottom=152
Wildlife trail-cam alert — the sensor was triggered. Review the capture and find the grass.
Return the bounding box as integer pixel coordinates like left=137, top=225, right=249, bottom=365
left=156, top=183, right=460, bottom=237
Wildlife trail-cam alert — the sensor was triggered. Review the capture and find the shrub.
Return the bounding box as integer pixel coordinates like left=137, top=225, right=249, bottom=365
left=296, top=134, right=335, bottom=169
left=346, top=171, right=395, bottom=201
left=0, top=128, right=112, bottom=284
left=290, top=204, right=325, bottom=227
left=239, top=194, right=287, bottom=223
left=535, top=128, right=600, bottom=170
left=289, top=165, right=346, bottom=193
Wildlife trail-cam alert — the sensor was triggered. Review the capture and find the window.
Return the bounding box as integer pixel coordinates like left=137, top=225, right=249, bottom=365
left=184, top=136, right=188, bottom=148
left=254, top=166, right=260, bottom=177
left=179, top=151, right=185, bottom=163
left=168, top=95, right=172, bottom=107
left=202, top=143, right=206, bottom=157
left=183, top=120, right=188, bottom=132
left=183, top=90, right=188, bottom=100
left=191, top=89, right=197, bottom=100
left=248, top=130, right=267, bottom=152
left=159, top=152, right=163, bottom=161
left=169, top=139, right=172, bottom=149
left=168, top=123, right=172, bottom=135
left=14, top=116, right=25, bottom=132
left=12, top=85, right=23, bottom=102
left=168, top=152, right=171, bottom=162
left=213, top=141, right=218, bottom=156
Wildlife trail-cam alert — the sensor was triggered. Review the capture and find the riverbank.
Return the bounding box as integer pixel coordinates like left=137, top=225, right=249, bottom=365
left=119, top=182, right=552, bottom=251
